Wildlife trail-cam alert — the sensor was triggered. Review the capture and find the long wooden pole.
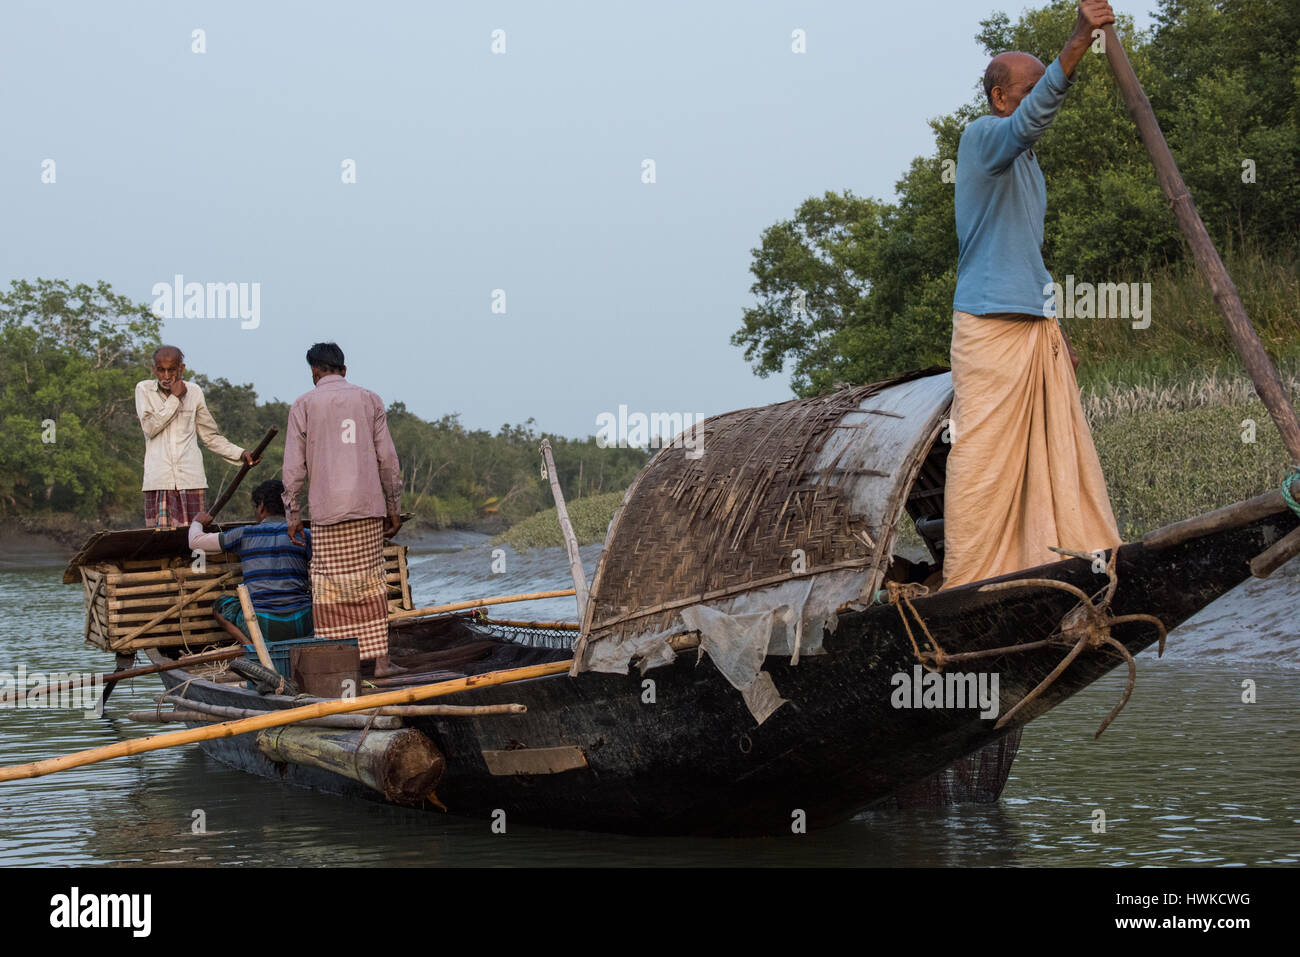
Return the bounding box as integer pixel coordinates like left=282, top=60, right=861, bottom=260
left=24, top=647, right=244, bottom=698
left=388, top=589, right=576, bottom=622
left=1101, top=25, right=1300, bottom=463
left=1101, top=25, right=1300, bottom=577
left=540, top=439, right=590, bottom=620
left=208, top=427, right=278, bottom=520
left=0, top=660, right=570, bottom=783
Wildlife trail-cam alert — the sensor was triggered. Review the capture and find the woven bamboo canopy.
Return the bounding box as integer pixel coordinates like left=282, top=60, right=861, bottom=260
left=573, top=367, right=954, bottom=721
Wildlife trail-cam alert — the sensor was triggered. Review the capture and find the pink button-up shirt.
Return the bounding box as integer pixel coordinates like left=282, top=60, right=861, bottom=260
left=281, top=375, right=403, bottom=525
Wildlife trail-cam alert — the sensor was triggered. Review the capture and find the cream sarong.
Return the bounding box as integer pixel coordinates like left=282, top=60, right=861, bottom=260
left=941, top=310, right=1122, bottom=589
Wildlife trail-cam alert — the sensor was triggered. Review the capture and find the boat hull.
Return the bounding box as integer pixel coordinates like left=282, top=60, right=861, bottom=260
left=156, top=510, right=1295, bottom=836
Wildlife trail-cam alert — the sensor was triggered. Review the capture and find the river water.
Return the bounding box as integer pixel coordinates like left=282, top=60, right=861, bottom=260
left=0, top=531, right=1295, bottom=867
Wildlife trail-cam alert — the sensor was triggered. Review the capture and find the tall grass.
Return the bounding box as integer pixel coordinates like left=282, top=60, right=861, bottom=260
left=1071, top=243, right=1300, bottom=389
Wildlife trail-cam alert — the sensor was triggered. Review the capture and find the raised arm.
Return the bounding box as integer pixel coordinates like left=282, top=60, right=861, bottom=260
left=975, top=1, right=1115, bottom=173
left=974, top=60, right=1075, bottom=173
left=1059, top=1, right=1115, bottom=78
left=193, top=388, right=246, bottom=465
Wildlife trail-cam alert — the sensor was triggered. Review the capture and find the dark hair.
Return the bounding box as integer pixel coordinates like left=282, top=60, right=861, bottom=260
left=983, top=56, right=1014, bottom=108
left=152, top=344, right=184, bottom=364
left=251, top=479, right=286, bottom=516
left=306, top=342, right=346, bottom=373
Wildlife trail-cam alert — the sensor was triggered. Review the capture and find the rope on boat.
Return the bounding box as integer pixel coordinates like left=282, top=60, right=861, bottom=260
left=884, top=548, right=1168, bottom=738
left=883, top=582, right=948, bottom=673
left=1283, top=466, right=1300, bottom=518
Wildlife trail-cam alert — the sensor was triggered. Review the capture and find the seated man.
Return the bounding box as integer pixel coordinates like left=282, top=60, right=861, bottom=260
left=189, top=480, right=314, bottom=643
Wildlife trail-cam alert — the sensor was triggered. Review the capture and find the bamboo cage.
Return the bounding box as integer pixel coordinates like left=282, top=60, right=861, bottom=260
left=69, top=530, right=414, bottom=653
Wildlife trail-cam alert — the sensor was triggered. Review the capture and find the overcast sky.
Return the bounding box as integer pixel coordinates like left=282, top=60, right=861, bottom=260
left=3, top=1, right=1155, bottom=438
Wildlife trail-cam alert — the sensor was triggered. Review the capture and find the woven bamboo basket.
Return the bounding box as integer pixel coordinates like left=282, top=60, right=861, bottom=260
left=70, top=532, right=414, bottom=653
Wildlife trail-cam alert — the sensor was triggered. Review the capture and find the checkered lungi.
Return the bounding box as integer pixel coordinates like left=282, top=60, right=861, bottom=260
left=310, top=517, right=389, bottom=660
left=144, top=489, right=207, bottom=528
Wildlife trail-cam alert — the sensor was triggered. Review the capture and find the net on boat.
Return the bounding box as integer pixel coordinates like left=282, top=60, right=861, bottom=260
left=892, top=729, right=1024, bottom=808
left=473, top=619, right=577, bottom=651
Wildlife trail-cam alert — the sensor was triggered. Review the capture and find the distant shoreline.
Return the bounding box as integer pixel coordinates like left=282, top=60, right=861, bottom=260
left=0, top=513, right=500, bottom=565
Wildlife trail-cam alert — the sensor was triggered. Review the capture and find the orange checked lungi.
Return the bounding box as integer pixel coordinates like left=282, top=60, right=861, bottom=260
left=310, top=517, right=390, bottom=660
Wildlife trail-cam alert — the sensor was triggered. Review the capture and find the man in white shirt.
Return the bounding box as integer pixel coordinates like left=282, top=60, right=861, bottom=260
left=134, top=345, right=257, bottom=527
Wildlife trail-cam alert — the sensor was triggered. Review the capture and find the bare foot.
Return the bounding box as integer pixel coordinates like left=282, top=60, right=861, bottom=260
left=372, top=654, right=408, bottom=678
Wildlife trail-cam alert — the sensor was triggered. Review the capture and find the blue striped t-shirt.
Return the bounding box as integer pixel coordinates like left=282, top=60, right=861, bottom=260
left=219, top=521, right=312, bottom=612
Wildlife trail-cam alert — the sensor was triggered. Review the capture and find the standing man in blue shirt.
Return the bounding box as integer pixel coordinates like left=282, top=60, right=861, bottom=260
left=943, top=0, right=1123, bottom=588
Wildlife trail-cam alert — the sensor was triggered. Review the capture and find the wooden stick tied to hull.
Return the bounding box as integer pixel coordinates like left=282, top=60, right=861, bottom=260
left=24, top=647, right=244, bottom=698
left=1141, top=489, right=1288, bottom=551
left=0, top=660, right=570, bottom=782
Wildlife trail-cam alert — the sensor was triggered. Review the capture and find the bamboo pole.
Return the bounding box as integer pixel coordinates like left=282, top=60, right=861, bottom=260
left=0, top=660, right=570, bottom=783
left=480, top=619, right=581, bottom=631
left=368, top=703, right=527, bottom=717
left=161, top=694, right=402, bottom=730
left=116, top=572, right=233, bottom=645
left=540, top=439, right=589, bottom=620
left=237, top=584, right=277, bottom=673
left=388, top=589, right=576, bottom=622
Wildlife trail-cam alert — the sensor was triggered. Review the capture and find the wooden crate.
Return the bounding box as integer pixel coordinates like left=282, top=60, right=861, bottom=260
left=80, top=545, right=415, bottom=653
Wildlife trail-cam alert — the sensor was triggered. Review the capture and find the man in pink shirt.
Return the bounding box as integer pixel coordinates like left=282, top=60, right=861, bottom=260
left=283, top=343, right=404, bottom=675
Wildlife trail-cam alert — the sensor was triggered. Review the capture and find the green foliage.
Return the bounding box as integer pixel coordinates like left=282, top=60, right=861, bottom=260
left=385, top=406, right=647, bottom=530
left=0, top=280, right=650, bottom=528
left=196, top=376, right=290, bottom=522
left=493, top=491, right=626, bottom=551
left=735, top=0, right=1300, bottom=393
left=0, top=279, right=160, bottom=516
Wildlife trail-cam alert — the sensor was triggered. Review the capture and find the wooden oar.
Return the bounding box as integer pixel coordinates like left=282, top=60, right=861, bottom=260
left=1101, top=24, right=1300, bottom=575
left=388, top=588, right=576, bottom=622
left=0, top=660, right=570, bottom=783
left=207, top=427, right=278, bottom=521
left=24, top=647, right=245, bottom=699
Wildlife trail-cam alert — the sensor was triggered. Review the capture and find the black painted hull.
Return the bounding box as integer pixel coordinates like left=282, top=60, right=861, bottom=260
left=156, top=511, right=1296, bottom=836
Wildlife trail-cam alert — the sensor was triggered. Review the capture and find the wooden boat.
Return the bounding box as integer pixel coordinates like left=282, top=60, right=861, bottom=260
left=64, top=367, right=1299, bottom=836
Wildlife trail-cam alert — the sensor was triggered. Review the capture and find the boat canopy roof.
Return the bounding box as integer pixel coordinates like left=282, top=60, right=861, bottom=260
left=572, top=367, right=954, bottom=722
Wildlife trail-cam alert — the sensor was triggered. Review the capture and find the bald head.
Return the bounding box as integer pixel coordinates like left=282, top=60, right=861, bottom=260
left=153, top=344, right=183, bottom=364
left=983, top=52, right=1046, bottom=116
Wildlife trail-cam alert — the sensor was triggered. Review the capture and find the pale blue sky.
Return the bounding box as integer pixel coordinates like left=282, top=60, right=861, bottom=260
left=2, top=1, right=1154, bottom=437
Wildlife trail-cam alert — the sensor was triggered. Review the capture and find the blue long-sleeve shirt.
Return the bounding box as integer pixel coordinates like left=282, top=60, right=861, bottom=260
left=953, top=57, right=1076, bottom=318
